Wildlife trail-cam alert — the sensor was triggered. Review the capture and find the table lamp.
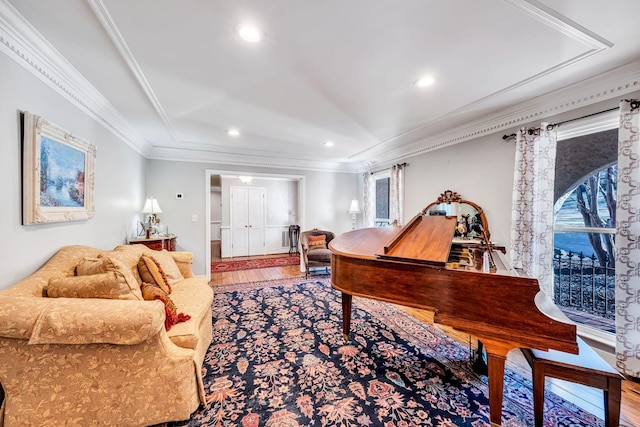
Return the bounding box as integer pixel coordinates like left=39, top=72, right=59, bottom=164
left=348, top=199, right=361, bottom=230
left=142, top=197, right=162, bottom=236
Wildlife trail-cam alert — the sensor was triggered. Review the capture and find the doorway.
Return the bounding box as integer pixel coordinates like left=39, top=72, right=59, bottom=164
left=204, top=170, right=306, bottom=282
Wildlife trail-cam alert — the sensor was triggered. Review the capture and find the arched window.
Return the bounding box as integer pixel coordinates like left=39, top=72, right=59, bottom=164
left=553, top=126, right=617, bottom=335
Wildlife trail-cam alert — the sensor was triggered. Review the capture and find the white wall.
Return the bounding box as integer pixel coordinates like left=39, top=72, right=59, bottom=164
left=404, top=133, right=516, bottom=251
left=401, top=93, right=640, bottom=255
left=210, top=190, right=221, bottom=240
left=149, top=94, right=632, bottom=277
left=304, top=170, right=358, bottom=232
left=5, top=39, right=635, bottom=286
left=0, top=54, right=146, bottom=288
left=147, top=161, right=358, bottom=275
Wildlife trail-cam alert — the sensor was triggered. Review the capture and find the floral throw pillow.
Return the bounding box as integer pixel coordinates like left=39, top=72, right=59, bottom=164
left=140, top=282, right=190, bottom=330
left=75, top=256, right=143, bottom=300
left=138, top=255, right=172, bottom=294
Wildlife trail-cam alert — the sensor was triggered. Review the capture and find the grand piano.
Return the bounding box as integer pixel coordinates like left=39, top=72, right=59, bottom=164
left=329, top=190, right=577, bottom=426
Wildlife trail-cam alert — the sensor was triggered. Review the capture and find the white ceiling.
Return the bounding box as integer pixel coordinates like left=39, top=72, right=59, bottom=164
left=3, top=0, right=640, bottom=171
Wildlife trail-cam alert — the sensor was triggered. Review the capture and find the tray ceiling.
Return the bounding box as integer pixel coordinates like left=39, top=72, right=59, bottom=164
left=2, top=0, right=640, bottom=171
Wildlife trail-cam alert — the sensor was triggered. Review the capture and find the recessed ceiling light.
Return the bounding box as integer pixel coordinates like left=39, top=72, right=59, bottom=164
left=414, top=75, right=435, bottom=88
left=324, top=141, right=334, bottom=147
left=228, top=128, right=240, bottom=137
left=237, top=24, right=262, bottom=43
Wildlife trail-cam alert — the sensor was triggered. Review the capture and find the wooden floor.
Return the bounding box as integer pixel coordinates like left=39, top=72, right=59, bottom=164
left=210, top=240, right=304, bottom=285
left=208, top=247, right=640, bottom=426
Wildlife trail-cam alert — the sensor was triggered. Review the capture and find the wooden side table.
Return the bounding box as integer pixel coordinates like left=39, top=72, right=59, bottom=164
left=288, top=225, right=300, bottom=255
left=129, top=235, right=177, bottom=251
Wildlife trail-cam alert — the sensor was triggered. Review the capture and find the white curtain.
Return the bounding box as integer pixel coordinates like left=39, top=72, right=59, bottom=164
left=615, top=99, right=640, bottom=378
left=389, top=164, right=405, bottom=226
left=363, top=172, right=375, bottom=228
left=510, top=123, right=557, bottom=296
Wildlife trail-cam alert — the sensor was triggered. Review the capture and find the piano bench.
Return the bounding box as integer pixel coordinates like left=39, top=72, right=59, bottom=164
left=522, top=337, right=624, bottom=427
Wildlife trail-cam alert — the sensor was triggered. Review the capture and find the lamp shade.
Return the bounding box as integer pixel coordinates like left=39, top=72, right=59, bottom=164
left=348, top=199, right=361, bottom=214
left=142, top=198, right=162, bottom=214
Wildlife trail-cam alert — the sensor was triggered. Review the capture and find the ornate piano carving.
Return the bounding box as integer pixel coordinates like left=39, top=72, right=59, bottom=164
left=329, top=191, right=577, bottom=426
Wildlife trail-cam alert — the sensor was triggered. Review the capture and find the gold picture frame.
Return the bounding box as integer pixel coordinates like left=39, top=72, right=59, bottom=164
left=22, top=112, right=96, bottom=224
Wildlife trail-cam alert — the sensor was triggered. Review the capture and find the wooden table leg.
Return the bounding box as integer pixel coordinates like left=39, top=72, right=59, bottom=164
left=605, top=377, right=622, bottom=427
left=341, top=292, right=352, bottom=340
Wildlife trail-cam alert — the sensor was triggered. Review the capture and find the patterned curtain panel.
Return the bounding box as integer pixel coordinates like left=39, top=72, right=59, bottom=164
left=616, top=99, right=640, bottom=378
left=389, top=164, right=405, bottom=226
left=363, top=172, right=375, bottom=228
left=510, top=123, right=557, bottom=296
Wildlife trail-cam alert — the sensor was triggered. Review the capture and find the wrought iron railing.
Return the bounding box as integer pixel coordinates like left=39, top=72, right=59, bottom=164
left=553, top=249, right=615, bottom=320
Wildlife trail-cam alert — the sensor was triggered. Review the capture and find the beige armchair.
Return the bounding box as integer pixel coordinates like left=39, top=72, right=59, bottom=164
left=300, top=229, right=335, bottom=278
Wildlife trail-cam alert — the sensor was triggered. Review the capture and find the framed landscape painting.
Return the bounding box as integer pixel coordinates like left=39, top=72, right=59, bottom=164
left=22, top=112, right=96, bottom=224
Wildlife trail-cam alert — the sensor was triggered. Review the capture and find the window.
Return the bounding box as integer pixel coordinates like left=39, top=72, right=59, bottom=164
left=553, top=126, right=617, bottom=335
left=369, top=171, right=390, bottom=227
left=375, top=176, right=390, bottom=226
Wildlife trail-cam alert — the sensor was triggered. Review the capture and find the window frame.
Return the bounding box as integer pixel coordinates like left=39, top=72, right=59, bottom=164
left=372, top=170, right=391, bottom=227
left=553, top=109, right=619, bottom=345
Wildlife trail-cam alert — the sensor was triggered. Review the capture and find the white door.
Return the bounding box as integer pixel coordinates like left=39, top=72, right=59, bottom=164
left=231, top=187, right=249, bottom=257
left=247, top=187, right=265, bottom=256
left=231, top=186, right=265, bottom=257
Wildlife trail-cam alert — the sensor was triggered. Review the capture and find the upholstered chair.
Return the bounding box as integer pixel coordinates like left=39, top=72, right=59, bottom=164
left=300, top=229, right=335, bottom=278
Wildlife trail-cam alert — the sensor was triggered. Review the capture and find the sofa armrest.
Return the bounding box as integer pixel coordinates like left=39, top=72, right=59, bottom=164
left=170, top=251, right=195, bottom=278
left=0, top=296, right=165, bottom=345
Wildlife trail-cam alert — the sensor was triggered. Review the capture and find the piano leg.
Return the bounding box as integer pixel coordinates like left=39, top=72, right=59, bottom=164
left=486, top=352, right=507, bottom=425
left=341, top=292, right=352, bottom=340
left=479, top=338, right=515, bottom=426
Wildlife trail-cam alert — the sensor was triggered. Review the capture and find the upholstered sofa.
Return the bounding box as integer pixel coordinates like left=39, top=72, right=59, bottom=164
left=0, top=244, right=213, bottom=426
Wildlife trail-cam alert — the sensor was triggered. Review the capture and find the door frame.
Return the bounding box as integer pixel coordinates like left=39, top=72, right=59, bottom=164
left=205, top=169, right=306, bottom=282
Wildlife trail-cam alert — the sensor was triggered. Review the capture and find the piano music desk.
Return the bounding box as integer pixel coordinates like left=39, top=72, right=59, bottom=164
left=522, top=337, right=623, bottom=427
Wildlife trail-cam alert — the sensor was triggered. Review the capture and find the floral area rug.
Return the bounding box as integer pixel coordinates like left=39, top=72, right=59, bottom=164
left=168, top=277, right=602, bottom=426
left=211, top=255, right=300, bottom=273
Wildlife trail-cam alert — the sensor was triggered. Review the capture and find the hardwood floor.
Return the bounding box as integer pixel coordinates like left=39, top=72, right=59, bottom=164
left=210, top=240, right=304, bottom=285
left=211, top=264, right=303, bottom=285
left=208, top=247, right=640, bottom=426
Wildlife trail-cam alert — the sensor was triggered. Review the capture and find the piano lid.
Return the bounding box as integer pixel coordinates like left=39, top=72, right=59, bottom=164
left=376, top=214, right=457, bottom=266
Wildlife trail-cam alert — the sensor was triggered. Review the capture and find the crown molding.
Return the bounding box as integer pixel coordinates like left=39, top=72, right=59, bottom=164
left=504, top=0, right=612, bottom=49
left=2, top=0, right=637, bottom=174
left=352, top=0, right=615, bottom=164
left=368, top=60, right=640, bottom=167
left=0, top=1, right=364, bottom=173
left=87, top=0, right=179, bottom=144
left=149, top=145, right=364, bottom=173
left=0, top=0, right=150, bottom=156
